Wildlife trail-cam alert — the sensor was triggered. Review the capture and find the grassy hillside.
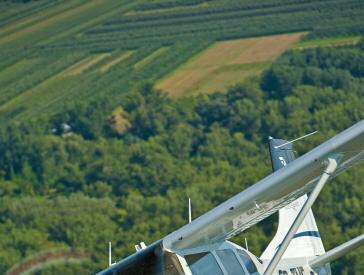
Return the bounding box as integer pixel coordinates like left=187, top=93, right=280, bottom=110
left=0, top=0, right=363, bottom=124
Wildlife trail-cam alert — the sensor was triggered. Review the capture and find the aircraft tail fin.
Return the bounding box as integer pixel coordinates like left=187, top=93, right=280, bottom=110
left=261, top=137, right=326, bottom=260
left=268, top=137, right=296, bottom=171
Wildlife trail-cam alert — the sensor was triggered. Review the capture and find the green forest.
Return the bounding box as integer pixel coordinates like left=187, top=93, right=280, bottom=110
left=0, top=0, right=364, bottom=122
left=0, top=0, right=364, bottom=274
left=1, top=43, right=363, bottom=273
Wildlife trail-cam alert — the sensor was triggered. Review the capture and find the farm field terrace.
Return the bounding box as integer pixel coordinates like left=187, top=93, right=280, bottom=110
left=0, top=1, right=363, bottom=274
left=156, top=32, right=305, bottom=97
left=0, top=0, right=363, bottom=124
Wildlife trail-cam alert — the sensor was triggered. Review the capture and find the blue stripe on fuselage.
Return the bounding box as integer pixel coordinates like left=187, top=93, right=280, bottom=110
left=293, top=230, right=321, bottom=239
left=276, top=231, right=321, bottom=249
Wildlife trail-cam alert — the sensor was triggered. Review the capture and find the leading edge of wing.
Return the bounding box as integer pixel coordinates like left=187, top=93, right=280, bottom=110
left=163, top=120, right=364, bottom=252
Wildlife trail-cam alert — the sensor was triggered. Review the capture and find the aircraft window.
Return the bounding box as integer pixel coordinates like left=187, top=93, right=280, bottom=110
left=236, top=250, right=258, bottom=274
left=185, top=252, right=224, bottom=275
left=215, top=249, right=248, bottom=275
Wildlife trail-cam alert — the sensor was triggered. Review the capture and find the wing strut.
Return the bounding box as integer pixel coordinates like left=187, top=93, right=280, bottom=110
left=264, top=157, right=338, bottom=275
left=309, top=234, right=364, bottom=268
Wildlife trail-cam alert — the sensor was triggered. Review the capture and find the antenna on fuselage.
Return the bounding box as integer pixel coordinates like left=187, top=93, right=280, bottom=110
left=245, top=238, right=249, bottom=251
left=188, top=197, right=192, bottom=223
left=274, top=130, right=318, bottom=149
left=109, top=242, right=112, bottom=266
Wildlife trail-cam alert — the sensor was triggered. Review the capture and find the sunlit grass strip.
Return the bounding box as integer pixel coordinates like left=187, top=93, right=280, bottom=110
left=63, top=53, right=111, bottom=76
left=0, top=0, right=105, bottom=45
left=100, top=51, right=134, bottom=73
left=0, top=1, right=88, bottom=39
left=293, top=35, right=361, bottom=49
left=186, top=62, right=270, bottom=96
left=134, top=47, right=169, bottom=69
left=125, top=2, right=210, bottom=17
left=6, top=248, right=87, bottom=275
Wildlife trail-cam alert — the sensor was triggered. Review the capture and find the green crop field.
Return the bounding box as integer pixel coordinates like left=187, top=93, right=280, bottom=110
left=0, top=0, right=363, bottom=124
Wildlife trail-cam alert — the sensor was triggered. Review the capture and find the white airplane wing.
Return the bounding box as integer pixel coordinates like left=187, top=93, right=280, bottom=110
left=163, top=120, right=364, bottom=251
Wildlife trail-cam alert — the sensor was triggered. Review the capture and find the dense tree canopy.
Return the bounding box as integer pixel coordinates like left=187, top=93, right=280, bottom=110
left=0, top=44, right=363, bottom=274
